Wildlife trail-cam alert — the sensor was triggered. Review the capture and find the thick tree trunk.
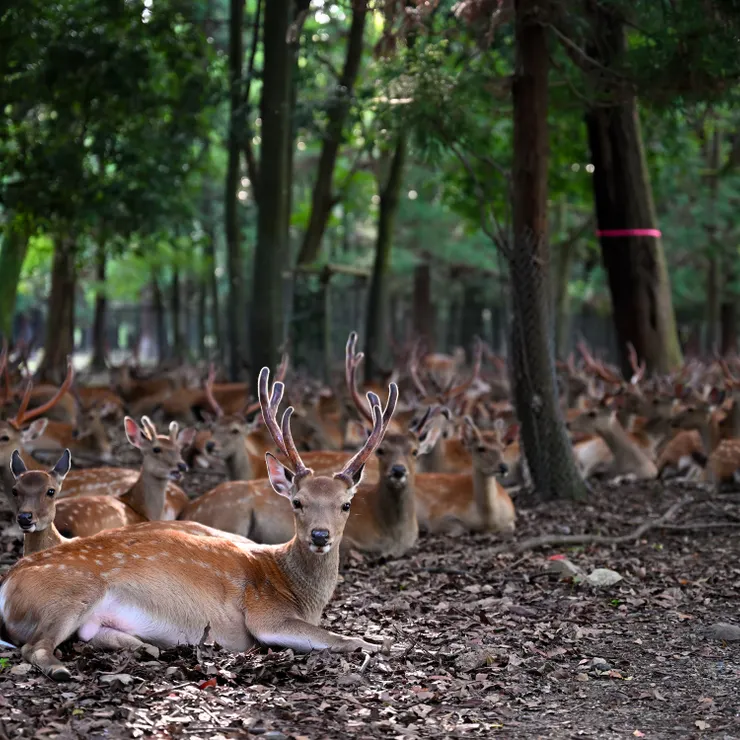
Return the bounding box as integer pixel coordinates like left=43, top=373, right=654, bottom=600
left=225, top=0, right=247, bottom=379
left=0, top=219, right=30, bottom=342
left=584, top=6, right=681, bottom=377
left=412, top=258, right=434, bottom=349
left=250, top=0, right=294, bottom=378
left=90, top=242, right=108, bottom=371
left=509, top=0, right=587, bottom=500
left=38, top=237, right=76, bottom=383
left=365, top=133, right=407, bottom=381
left=297, top=1, right=368, bottom=265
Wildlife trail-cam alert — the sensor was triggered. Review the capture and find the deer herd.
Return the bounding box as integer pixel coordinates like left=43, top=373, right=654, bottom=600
left=0, top=332, right=738, bottom=681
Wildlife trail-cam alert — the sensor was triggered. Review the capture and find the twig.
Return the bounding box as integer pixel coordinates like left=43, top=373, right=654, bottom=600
left=491, top=496, right=694, bottom=555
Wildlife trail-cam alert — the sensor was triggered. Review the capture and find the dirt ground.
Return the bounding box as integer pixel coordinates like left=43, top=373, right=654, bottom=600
left=1, top=437, right=739, bottom=739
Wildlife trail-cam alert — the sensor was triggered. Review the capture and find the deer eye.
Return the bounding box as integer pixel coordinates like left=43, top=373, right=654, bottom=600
left=46, top=488, right=56, bottom=498
left=376, top=447, right=385, bottom=456
left=11, top=488, right=18, bottom=497
left=292, top=499, right=303, bottom=510
left=477, top=445, right=487, bottom=453
left=0, top=435, right=9, bottom=442
left=411, top=448, right=418, bottom=457
left=152, top=446, right=161, bottom=454
left=341, top=502, right=351, bottom=512
left=231, top=429, right=240, bottom=435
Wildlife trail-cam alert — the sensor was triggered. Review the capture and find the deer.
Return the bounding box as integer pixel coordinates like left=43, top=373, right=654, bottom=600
left=7, top=449, right=255, bottom=557
left=414, top=417, right=515, bottom=534
left=0, top=366, right=396, bottom=681
left=51, top=417, right=196, bottom=536
left=0, top=360, right=75, bottom=509
left=182, top=353, right=436, bottom=558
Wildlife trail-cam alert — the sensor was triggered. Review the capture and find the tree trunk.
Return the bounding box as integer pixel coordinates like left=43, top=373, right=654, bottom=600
left=704, top=121, right=721, bottom=353
left=584, top=4, right=681, bottom=377
left=198, top=262, right=207, bottom=357
left=721, top=296, right=737, bottom=356
left=38, top=237, right=76, bottom=383
left=365, top=132, right=407, bottom=381
left=412, top=258, right=434, bottom=350
left=250, top=0, right=294, bottom=378
left=553, top=238, right=573, bottom=359
left=171, top=267, right=184, bottom=361
left=0, top=219, right=30, bottom=342
left=225, top=0, right=247, bottom=379
left=201, top=178, right=221, bottom=357
left=90, top=242, right=108, bottom=371
left=297, top=0, right=369, bottom=265
left=460, top=275, right=485, bottom=352
left=707, top=256, right=719, bottom=353
left=509, top=0, right=587, bottom=500
left=152, top=275, right=168, bottom=363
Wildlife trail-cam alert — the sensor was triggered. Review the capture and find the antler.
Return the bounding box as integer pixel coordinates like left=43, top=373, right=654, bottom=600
left=258, top=366, right=312, bottom=481
left=577, top=341, right=622, bottom=386
left=626, top=342, right=646, bottom=386
left=168, top=420, right=180, bottom=443
left=445, top=337, right=483, bottom=400
left=335, top=382, right=398, bottom=488
left=141, top=416, right=158, bottom=441
left=345, top=332, right=374, bottom=424
left=245, top=352, right=289, bottom=417
left=408, top=340, right=429, bottom=399
left=9, top=358, right=74, bottom=430
left=204, top=363, right=224, bottom=418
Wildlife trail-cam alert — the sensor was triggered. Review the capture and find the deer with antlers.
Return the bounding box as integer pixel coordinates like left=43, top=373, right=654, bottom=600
left=0, top=365, right=395, bottom=680
left=8, top=449, right=255, bottom=557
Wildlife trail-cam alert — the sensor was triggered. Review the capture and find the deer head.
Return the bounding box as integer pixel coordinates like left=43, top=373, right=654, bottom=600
left=9, top=449, right=71, bottom=533
left=462, top=417, right=508, bottom=477
left=124, top=416, right=196, bottom=482
left=259, top=366, right=398, bottom=555
left=74, top=406, right=114, bottom=462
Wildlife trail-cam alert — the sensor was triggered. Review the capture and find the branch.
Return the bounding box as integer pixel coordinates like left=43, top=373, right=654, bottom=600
left=492, top=496, right=694, bottom=555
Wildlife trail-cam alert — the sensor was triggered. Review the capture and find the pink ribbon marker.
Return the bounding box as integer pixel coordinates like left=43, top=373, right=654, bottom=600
left=596, top=229, right=662, bottom=238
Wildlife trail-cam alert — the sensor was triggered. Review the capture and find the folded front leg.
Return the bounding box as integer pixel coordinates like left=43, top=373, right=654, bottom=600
left=250, top=617, right=381, bottom=654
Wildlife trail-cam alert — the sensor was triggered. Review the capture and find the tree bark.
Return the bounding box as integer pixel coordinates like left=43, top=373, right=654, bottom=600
left=225, top=0, right=247, bottom=379
left=151, top=275, right=168, bottom=363
left=412, top=258, right=434, bottom=350
left=296, top=0, right=369, bottom=265
left=171, top=267, right=184, bottom=361
left=365, top=132, right=407, bottom=381
left=250, top=0, right=294, bottom=378
left=721, top=295, right=737, bottom=356
left=0, top=218, right=30, bottom=342
left=584, top=4, right=682, bottom=377
left=90, top=242, right=108, bottom=371
left=509, top=0, right=587, bottom=500
left=201, top=178, right=221, bottom=357
left=553, top=239, right=573, bottom=359
left=38, top=237, right=76, bottom=383
left=704, top=121, right=721, bottom=353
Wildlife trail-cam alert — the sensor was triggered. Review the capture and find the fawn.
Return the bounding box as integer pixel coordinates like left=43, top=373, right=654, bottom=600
left=0, top=366, right=397, bottom=680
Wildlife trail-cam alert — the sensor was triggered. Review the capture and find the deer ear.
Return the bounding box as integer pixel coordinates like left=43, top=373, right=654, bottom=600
left=124, top=417, right=144, bottom=448
left=417, top=424, right=442, bottom=456
left=21, top=418, right=48, bottom=442
left=51, top=449, right=72, bottom=481
left=10, top=449, right=27, bottom=479
left=177, top=427, right=197, bottom=449
left=265, top=452, right=295, bottom=498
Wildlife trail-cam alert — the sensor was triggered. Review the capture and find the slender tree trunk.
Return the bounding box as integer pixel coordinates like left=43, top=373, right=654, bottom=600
left=225, top=0, right=247, bottom=378
left=721, top=296, right=737, bottom=356
left=38, top=237, right=76, bottom=383
left=412, top=258, right=434, bottom=349
left=297, top=0, right=369, bottom=265
left=509, top=0, right=586, bottom=500
left=460, top=275, right=485, bottom=352
left=705, top=121, right=721, bottom=353
left=201, top=180, right=221, bottom=356
left=198, top=264, right=208, bottom=358
left=171, top=267, right=184, bottom=361
left=365, top=132, right=407, bottom=381
left=584, top=4, right=681, bottom=377
left=90, top=242, right=108, bottom=371
left=250, top=0, right=294, bottom=378
left=0, top=219, right=30, bottom=342
left=152, top=275, right=168, bottom=363
left=707, top=256, right=719, bottom=353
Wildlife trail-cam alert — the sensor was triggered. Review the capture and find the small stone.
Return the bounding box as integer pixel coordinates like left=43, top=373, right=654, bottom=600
left=709, top=623, right=740, bottom=642
left=575, top=673, right=589, bottom=681
left=585, top=568, right=623, bottom=587
left=10, top=662, right=32, bottom=676
left=263, top=733, right=288, bottom=740
left=99, top=673, right=134, bottom=687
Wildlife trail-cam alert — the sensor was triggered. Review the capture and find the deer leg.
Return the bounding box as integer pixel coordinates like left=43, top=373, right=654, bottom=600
left=87, top=627, right=159, bottom=657
left=22, top=639, right=72, bottom=682
left=250, top=617, right=383, bottom=654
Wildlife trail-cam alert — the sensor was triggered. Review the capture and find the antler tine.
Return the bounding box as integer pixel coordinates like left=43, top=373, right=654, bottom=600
left=141, top=416, right=158, bottom=441
left=279, top=406, right=312, bottom=480
left=447, top=337, right=483, bottom=400
left=169, top=420, right=179, bottom=443
left=336, top=382, right=399, bottom=486
left=462, top=414, right=483, bottom=442
left=577, top=341, right=622, bottom=385
left=408, top=340, right=429, bottom=399
left=204, top=363, right=225, bottom=418
left=10, top=357, right=75, bottom=429
left=345, top=331, right=374, bottom=424
left=258, top=366, right=288, bottom=456
left=275, top=352, right=289, bottom=383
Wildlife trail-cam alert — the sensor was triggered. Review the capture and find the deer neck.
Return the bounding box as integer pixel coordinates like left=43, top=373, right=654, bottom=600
left=695, top=415, right=720, bottom=454
left=23, top=523, right=67, bottom=556
left=417, top=442, right=446, bottom=473
left=471, top=468, right=500, bottom=527
left=371, top=475, right=418, bottom=552
left=225, top=440, right=254, bottom=481
left=275, top=538, right=341, bottom=624
left=595, top=418, right=649, bottom=466
left=119, top=469, right=168, bottom=521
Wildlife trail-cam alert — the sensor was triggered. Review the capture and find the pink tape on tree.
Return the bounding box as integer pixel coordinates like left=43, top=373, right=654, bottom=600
left=596, top=229, right=662, bottom=238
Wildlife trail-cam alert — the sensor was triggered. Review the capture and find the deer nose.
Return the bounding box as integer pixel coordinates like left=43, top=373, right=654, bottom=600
left=205, top=441, right=216, bottom=453
left=498, top=462, right=509, bottom=476
left=310, top=529, right=330, bottom=547
left=177, top=462, right=188, bottom=473
left=390, top=464, right=407, bottom=480
left=17, top=512, right=33, bottom=529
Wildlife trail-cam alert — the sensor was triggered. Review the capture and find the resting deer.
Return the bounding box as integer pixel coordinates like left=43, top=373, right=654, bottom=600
left=182, top=361, right=435, bottom=558
left=8, top=449, right=254, bottom=557
left=0, top=366, right=396, bottom=681
left=414, top=417, right=515, bottom=534
left=52, top=417, right=195, bottom=536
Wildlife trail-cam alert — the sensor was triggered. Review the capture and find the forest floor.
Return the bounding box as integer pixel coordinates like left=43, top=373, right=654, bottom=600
left=1, top=434, right=739, bottom=739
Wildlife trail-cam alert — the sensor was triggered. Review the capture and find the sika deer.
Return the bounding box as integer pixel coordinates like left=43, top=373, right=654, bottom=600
left=8, top=449, right=254, bottom=556
left=414, top=417, right=515, bottom=534
left=0, top=366, right=396, bottom=681
left=52, top=417, right=196, bottom=537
